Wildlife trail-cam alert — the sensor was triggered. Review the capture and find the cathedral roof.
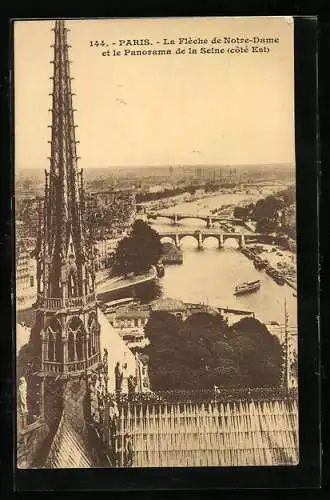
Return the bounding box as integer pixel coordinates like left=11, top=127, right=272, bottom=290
left=44, top=419, right=93, bottom=469
left=125, top=398, right=299, bottom=467
left=45, top=387, right=298, bottom=468
left=45, top=377, right=116, bottom=469
left=44, top=379, right=95, bottom=468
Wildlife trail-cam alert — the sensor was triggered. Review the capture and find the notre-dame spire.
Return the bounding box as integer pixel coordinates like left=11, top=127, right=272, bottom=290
left=33, top=20, right=101, bottom=394
left=40, top=20, right=94, bottom=299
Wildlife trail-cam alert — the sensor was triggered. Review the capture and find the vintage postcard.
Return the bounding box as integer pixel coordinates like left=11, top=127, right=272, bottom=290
left=15, top=17, right=298, bottom=469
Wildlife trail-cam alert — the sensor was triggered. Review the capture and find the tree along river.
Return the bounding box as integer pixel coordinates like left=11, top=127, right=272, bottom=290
left=147, top=189, right=297, bottom=330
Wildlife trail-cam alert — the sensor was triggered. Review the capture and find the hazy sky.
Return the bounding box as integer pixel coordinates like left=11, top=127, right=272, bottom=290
left=14, top=17, right=295, bottom=170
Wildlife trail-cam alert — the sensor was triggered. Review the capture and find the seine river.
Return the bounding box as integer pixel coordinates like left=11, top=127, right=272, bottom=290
left=148, top=189, right=297, bottom=329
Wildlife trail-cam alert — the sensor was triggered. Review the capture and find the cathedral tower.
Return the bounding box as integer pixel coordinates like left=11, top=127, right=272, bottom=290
left=31, top=20, right=101, bottom=420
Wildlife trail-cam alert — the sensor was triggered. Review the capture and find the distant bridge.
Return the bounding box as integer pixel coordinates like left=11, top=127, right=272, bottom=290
left=158, top=229, right=265, bottom=249
left=148, top=212, right=242, bottom=228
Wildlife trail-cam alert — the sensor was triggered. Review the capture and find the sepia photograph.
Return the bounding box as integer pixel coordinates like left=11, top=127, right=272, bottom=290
left=15, top=17, right=298, bottom=469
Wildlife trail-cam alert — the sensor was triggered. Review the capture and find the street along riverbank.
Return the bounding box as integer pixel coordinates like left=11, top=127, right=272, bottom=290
left=96, top=266, right=157, bottom=303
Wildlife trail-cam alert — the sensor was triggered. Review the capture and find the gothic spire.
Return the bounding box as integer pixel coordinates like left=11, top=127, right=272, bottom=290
left=39, top=20, right=94, bottom=299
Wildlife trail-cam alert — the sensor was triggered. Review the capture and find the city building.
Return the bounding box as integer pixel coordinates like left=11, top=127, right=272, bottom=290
left=85, top=189, right=136, bottom=241
left=94, top=237, right=121, bottom=271
left=150, top=297, right=188, bottom=320
left=16, top=242, right=37, bottom=309
left=108, top=306, right=150, bottom=330
left=106, top=306, right=150, bottom=348
left=15, top=196, right=42, bottom=244
left=16, top=243, right=30, bottom=293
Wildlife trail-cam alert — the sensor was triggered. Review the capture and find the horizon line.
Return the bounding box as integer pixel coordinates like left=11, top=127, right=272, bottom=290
left=16, top=162, right=296, bottom=172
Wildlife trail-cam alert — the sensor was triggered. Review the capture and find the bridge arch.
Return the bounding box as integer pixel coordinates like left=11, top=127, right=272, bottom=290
left=159, top=230, right=252, bottom=249
left=202, top=235, right=221, bottom=249
left=223, top=236, right=240, bottom=249
left=160, top=235, right=177, bottom=245
left=179, top=234, right=199, bottom=248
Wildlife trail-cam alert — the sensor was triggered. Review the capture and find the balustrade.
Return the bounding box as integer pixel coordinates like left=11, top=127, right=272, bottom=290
left=43, top=361, right=62, bottom=374
left=113, top=387, right=298, bottom=406
left=44, top=352, right=100, bottom=375
left=66, top=360, right=86, bottom=372
left=37, top=292, right=96, bottom=310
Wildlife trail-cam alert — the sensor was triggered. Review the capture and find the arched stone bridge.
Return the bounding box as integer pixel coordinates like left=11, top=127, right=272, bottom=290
left=159, top=230, right=265, bottom=249
left=148, top=212, right=242, bottom=228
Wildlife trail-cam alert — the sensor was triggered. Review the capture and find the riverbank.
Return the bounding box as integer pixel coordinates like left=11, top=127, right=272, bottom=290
left=261, top=245, right=297, bottom=290
left=241, top=243, right=297, bottom=291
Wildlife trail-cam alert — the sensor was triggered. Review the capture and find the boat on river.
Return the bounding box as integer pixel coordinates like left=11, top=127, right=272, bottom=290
left=234, top=279, right=261, bottom=296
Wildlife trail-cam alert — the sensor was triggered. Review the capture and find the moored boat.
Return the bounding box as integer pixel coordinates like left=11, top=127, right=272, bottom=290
left=265, top=264, right=285, bottom=285
left=233, top=279, right=261, bottom=295
left=241, top=247, right=254, bottom=259
left=253, top=257, right=266, bottom=270
left=272, top=273, right=285, bottom=285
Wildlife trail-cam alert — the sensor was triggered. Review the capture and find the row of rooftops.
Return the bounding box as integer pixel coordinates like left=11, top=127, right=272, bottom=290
left=105, top=297, right=219, bottom=321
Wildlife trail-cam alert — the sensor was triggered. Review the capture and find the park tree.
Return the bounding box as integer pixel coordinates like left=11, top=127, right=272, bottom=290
left=112, top=220, right=162, bottom=276
left=233, top=206, right=250, bottom=220
left=279, top=185, right=296, bottom=206
left=145, top=312, right=283, bottom=391
left=253, top=196, right=284, bottom=220
left=230, top=317, right=283, bottom=386
left=250, top=195, right=285, bottom=235
left=205, top=182, right=219, bottom=193
left=255, top=218, right=278, bottom=234
left=145, top=311, right=182, bottom=345
left=130, top=220, right=162, bottom=272
left=112, top=236, right=135, bottom=276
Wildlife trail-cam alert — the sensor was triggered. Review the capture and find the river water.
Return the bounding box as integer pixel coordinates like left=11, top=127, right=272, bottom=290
left=151, top=185, right=284, bottom=217
left=148, top=189, right=297, bottom=329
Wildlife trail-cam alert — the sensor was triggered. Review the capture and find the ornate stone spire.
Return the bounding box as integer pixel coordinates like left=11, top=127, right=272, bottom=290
left=38, top=20, right=94, bottom=300
left=32, top=20, right=101, bottom=381
left=19, top=22, right=101, bottom=450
